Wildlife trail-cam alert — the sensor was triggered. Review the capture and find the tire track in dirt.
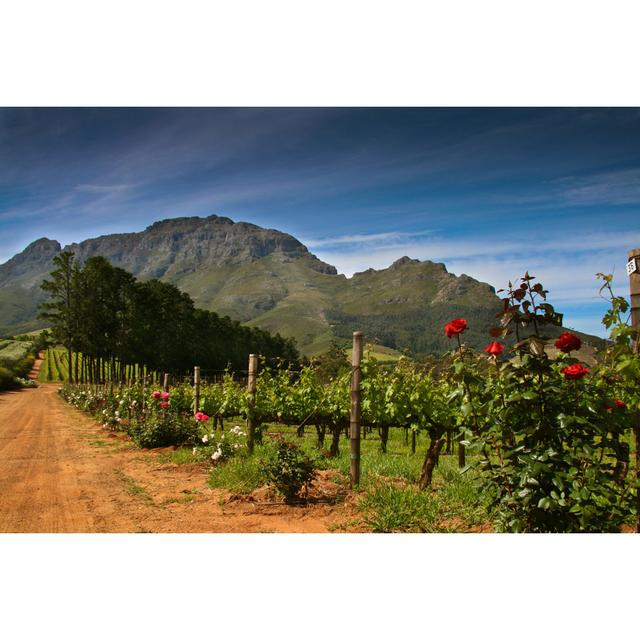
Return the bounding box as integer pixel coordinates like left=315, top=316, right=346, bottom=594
left=0, top=373, right=355, bottom=533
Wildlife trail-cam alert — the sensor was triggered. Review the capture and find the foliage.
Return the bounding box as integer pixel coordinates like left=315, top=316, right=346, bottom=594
left=57, top=270, right=639, bottom=532
left=311, top=340, right=350, bottom=383
left=128, top=415, right=198, bottom=449
left=195, top=424, right=247, bottom=463
left=39, top=253, right=299, bottom=385
left=0, top=339, right=38, bottom=389
left=260, top=438, right=316, bottom=502
left=459, top=273, right=636, bottom=532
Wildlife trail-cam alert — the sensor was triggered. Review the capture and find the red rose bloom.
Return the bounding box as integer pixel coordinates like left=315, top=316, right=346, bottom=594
left=561, top=363, right=590, bottom=380
left=160, top=401, right=169, bottom=408
left=555, top=332, right=581, bottom=353
left=484, top=341, right=505, bottom=356
left=614, top=399, right=626, bottom=409
left=444, top=318, right=468, bottom=338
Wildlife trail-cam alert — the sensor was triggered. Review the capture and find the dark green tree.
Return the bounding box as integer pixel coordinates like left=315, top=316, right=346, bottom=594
left=39, top=251, right=78, bottom=383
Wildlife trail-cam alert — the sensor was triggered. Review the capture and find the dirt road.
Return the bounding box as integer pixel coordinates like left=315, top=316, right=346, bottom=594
left=0, top=377, right=353, bottom=533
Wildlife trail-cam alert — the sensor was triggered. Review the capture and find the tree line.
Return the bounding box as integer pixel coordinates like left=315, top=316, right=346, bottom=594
left=39, top=251, right=299, bottom=384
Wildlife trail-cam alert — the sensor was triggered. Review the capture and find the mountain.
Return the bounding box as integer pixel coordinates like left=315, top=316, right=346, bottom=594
left=0, top=215, right=603, bottom=355
left=0, top=238, right=62, bottom=336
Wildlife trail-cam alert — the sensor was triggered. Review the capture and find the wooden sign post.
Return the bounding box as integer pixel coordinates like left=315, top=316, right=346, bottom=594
left=628, top=248, right=640, bottom=533
left=247, top=354, right=258, bottom=454
left=350, top=332, right=363, bottom=488
left=162, top=373, right=170, bottom=393
left=194, top=366, right=201, bottom=415
left=628, top=249, right=640, bottom=353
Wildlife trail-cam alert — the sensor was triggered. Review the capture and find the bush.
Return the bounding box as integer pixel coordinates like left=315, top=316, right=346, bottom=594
left=15, top=378, right=38, bottom=389
left=194, top=424, right=246, bottom=464
left=0, top=366, right=18, bottom=391
left=456, top=274, right=636, bottom=532
left=128, top=415, right=199, bottom=449
left=261, top=438, right=316, bottom=503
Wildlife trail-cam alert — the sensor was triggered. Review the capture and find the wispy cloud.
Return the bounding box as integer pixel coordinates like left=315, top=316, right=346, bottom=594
left=303, top=230, right=435, bottom=249
left=554, top=168, right=640, bottom=206
left=75, top=183, right=138, bottom=194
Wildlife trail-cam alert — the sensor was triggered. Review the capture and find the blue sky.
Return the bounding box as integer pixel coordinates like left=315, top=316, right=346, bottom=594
left=2, top=107, right=640, bottom=337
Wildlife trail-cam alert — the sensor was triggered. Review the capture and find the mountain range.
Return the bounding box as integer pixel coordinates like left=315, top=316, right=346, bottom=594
left=0, top=215, right=601, bottom=356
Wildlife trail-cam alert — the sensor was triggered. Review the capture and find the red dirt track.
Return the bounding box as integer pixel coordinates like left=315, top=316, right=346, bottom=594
left=0, top=360, right=354, bottom=533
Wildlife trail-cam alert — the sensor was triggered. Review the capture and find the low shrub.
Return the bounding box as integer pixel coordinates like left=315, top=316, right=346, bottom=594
left=0, top=366, right=18, bottom=391
left=128, top=415, right=198, bottom=449
left=194, top=424, right=247, bottom=464
left=260, top=438, right=316, bottom=503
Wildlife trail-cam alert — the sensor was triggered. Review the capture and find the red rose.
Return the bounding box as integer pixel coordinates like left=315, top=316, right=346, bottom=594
left=444, top=318, right=468, bottom=338
left=561, top=363, right=590, bottom=380
left=555, top=332, right=581, bottom=353
left=160, top=401, right=169, bottom=408
left=484, top=341, right=505, bottom=356
left=614, top=399, right=626, bottom=409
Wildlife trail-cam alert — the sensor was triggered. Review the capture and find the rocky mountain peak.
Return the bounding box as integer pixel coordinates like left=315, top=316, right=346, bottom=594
left=0, top=238, right=62, bottom=285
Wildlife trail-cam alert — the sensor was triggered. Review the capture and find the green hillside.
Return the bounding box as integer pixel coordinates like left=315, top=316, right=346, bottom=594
left=0, top=215, right=606, bottom=357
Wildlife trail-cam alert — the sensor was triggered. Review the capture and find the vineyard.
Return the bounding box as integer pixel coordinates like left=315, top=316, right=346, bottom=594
left=56, top=270, right=640, bottom=533
left=59, top=362, right=488, bottom=531
left=39, top=348, right=139, bottom=384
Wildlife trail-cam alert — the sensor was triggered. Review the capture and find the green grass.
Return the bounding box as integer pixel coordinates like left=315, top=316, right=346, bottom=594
left=114, top=469, right=155, bottom=506
left=359, top=458, right=488, bottom=532
left=156, top=448, right=201, bottom=465
left=204, top=421, right=490, bottom=531
left=208, top=452, right=265, bottom=494
left=346, top=343, right=405, bottom=363
left=88, top=439, right=116, bottom=448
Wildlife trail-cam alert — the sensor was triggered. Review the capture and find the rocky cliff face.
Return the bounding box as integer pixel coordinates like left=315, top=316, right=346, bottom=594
left=0, top=238, right=62, bottom=287
left=0, top=215, right=511, bottom=355
left=65, top=215, right=337, bottom=279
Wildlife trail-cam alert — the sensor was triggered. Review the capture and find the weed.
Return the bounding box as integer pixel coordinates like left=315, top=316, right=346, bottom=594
left=114, top=469, right=155, bottom=506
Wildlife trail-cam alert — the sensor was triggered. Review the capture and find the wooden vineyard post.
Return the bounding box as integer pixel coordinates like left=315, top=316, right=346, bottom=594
left=163, top=373, right=169, bottom=393
left=350, top=331, right=363, bottom=488
left=247, top=354, right=258, bottom=454
left=194, top=366, right=201, bottom=415
left=628, top=248, right=640, bottom=533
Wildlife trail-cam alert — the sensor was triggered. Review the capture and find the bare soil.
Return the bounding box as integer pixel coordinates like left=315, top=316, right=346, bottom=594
left=0, top=360, right=359, bottom=533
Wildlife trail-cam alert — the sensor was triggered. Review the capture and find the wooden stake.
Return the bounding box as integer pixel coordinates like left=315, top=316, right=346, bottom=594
left=194, top=366, right=201, bottom=415
left=247, top=354, right=258, bottom=454
left=628, top=248, right=640, bottom=533
left=350, top=332, right=363, bottom=488
left=630, top=248, right=640, bottom=354
left=163, top=373, right=169, bottom=393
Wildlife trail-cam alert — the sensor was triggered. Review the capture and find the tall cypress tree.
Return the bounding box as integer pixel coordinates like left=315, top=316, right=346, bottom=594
left=39, top=251, right=77, bottom=383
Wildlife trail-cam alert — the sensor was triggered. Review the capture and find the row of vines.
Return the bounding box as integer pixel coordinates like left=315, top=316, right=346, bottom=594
left=40, top=348, right=145, bottom=384
left=60, top=273, right=640, bottom=532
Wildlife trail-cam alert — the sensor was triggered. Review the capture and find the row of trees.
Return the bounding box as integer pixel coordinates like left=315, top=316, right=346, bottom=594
left=39, top=252, right=299, bottom=384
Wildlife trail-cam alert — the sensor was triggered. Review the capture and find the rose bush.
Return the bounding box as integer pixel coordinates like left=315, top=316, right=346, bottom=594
left=454, top=273, right=636, bottom=532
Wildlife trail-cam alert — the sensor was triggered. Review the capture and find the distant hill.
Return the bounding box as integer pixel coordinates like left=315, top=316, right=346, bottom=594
left=0, top=215, right=605, bottom=356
